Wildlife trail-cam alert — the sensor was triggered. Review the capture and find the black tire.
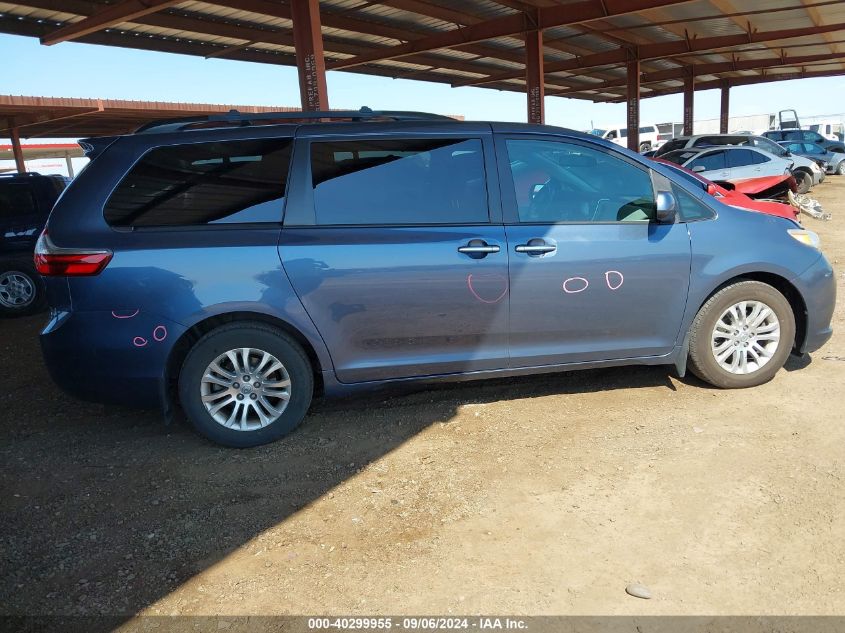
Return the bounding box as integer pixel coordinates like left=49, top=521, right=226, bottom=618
left=794, top=170, right=812, bottom=194
left=836, top=162, right=845, bottom=176
left=0, top=260, right=46, bottom=317
left=178, top=322, right=314, bottom=447
left=639, top=142, right=651, bottom=153
left=688, top=281, right=795, bottom=389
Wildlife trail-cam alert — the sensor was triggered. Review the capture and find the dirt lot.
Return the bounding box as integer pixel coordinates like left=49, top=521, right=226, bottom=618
left=2, top=179, right=844, bottom=623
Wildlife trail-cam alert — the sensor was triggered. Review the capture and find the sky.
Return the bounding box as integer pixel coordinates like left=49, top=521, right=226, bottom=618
left=2, top=33, right=845, bottom=133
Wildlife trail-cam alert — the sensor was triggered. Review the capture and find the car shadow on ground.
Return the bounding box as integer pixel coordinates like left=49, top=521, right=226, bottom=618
left=1, top=314, right=678, bottom=626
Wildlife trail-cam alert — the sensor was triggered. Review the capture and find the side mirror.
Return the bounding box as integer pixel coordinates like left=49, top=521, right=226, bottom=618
left=656, top=191, right=677, bottom=223
left=692, top=165, right=706, bottom=173
left=706, top=183, right=717, bottom=196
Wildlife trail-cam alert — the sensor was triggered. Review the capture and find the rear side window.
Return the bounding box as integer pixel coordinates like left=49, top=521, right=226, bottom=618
left=105, top=138, right=292, bottom=227
left=0, top=183, right=38, bottom=218
left=309, top=138, right=488, bottom=226
left=726, top=149, right=755, bottom=167
left=747, top=150, right=769, bottom=164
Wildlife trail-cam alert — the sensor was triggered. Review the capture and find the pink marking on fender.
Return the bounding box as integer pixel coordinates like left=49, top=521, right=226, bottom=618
left=133, top=336, right=148, bottom=348
left=605, top=270, right=624, bottom=290
left=152, top=325, right=167, bottom=342
left=562, top=277, right=589, bottom=294
left=112, top=309, right=139, bottom=319
left=467, top=273, right=508, bottom=304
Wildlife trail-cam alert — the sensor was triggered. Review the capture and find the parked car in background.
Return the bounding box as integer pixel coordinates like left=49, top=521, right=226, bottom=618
left=652, top=158, right=798, bottom=221
left=659, top=145, right=793, bottom=184
left=763, top=129, right=845, bottom=154
left=807, top=121, right=844, bottom=142
left=0, top=172, right=69, bottom=316
left=601, top=124, right=661, bottom=152
left=36, top=110, right=835, bottom=447
left=779, top=141, right=845, bottom=176
left=654, top=133, right=822, bottom=193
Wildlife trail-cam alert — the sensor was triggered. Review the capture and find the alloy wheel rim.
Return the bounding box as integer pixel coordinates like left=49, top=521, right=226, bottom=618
left=200, top=347, right=291, bottom=431
left=711, top=300, right=781, bottom=375
left=0, top=271, right=36, bottom=308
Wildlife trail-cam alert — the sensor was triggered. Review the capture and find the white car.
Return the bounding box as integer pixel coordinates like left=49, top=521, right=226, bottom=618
left=601, top=124, right=661, bottom=152
left=659, top=145, right=793, bottom=183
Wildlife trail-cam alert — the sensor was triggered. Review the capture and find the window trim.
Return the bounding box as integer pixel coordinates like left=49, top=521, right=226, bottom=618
left=284, top=132, right=500, bottom=228
left=495, top=133, right=661, bottom=226
left=102, top=134, right=296, bottom=231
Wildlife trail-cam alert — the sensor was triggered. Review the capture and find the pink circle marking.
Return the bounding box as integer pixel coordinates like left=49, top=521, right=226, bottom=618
left=133, top=336, right=148, bottom=348
left=112, top=309, right=139, bottom=319
left=466, top=274, right=508, bottom=304
left=152, top=325, right=167, bottom=342
left=562, top=277, right=589, bottom=294
left=605, top=270, right=624, bottom=290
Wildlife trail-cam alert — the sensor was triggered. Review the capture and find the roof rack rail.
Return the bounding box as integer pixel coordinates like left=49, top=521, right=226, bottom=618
left=134, top=106, right=454, bottom=135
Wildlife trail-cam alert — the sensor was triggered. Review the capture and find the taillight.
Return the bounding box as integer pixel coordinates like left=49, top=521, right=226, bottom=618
left=34, top=229, right=112, bottom=276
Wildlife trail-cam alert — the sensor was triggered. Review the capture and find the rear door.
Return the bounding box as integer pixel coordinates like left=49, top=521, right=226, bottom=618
left=727, top=148, right=761, bottom=180
left=279, top=126, right=509, bottom=383
left=496, top=135, right=691, bottom=367
left=688, top=150, right=730, bottom=181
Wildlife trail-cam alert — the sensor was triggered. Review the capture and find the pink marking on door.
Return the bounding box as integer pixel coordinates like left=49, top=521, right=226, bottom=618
left=132, top=336, right=148, bottom=348
left=562, top=277, right=589, bottom=294
left=605, top=270, right=624, bottom=290
left=467, top=273, right=508, bottom=304
left=112, top=309, right=139, bottom=319
left=153, top=325, right=167, bottom=342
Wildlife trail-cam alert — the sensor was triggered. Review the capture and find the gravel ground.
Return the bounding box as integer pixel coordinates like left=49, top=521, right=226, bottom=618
left=2, top=179, right=844, bottom=623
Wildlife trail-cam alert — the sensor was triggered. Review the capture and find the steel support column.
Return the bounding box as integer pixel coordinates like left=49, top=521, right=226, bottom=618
left=719, top=82, right=730, bottom=134
left=683, top=70, right=694, bottom=136
left=626, top=58, right=640, bottom=152
left=65, top=153, right=75, bottom=178
left=525, top=30, right=545, bottom=124
left=290, top=0, right=329, bottom=111
left=10, top=127, right=26, bottom=174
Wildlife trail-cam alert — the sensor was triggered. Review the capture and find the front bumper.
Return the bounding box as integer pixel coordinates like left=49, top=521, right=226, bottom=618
left=793, top=254, right=836, bottom=354
left=40, top=309, right=186, bottom=407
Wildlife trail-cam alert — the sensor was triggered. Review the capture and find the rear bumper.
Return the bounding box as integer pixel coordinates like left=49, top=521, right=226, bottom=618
left=794, top=254, right=836, bottom=354
left=40, top=309, right=186, bottom=407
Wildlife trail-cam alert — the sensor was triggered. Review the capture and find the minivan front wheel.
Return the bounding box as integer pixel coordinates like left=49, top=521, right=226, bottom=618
left=179, top=322, right=313, bottom=447
left=688, top=281, right=795, bottom=388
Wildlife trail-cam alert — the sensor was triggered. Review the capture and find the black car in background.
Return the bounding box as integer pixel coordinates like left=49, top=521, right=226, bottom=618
left=0, top=172, right=70, bottom=316
left=763, top=129, right=845, bottom=154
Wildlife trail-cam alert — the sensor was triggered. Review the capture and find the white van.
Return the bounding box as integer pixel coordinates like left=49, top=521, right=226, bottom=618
left=601, top=124, right=662, bottom=152
left=807, top=121, right=844, bottom=142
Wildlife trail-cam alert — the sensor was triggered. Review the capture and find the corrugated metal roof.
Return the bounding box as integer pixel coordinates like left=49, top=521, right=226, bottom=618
left=0, top=0, right=842, bottom=103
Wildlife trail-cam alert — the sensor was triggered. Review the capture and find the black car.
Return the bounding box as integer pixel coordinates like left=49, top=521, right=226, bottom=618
left=762, top=129, right=845, bottom=154
left=0, top=172, right=70, bottom=316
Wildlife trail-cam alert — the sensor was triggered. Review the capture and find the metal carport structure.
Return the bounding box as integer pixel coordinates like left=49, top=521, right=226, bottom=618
left=1, top=0, right=844, bottom=151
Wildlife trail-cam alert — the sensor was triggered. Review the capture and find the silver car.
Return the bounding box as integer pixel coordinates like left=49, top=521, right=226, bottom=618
left=660, top=146, right=793, bottom=184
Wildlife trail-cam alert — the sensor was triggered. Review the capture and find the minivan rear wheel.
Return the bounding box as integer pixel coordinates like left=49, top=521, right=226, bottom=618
left=0, top=262, right=45, bottom=317
left=179, top=322, right=313, bottom=447
left=687, top=281, right=795, bottom=389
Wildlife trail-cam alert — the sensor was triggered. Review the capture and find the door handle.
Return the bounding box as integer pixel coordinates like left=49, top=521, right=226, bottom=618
left=458, top=239, right=500, bottom=258
left=515, top=240, right=556, bottom=256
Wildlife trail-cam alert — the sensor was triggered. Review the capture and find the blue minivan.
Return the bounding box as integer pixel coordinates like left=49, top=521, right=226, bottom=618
left=36, top=110, right=835, bottom=447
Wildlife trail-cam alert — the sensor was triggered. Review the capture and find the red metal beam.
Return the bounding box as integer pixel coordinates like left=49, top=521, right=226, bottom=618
left=10, top=127, right=26, bottom=173
left=291, top=0, right=329, bottom=111
left=719, top=82, right=730, bottom=133
left=40, top=0, right=182, bottom=46
left=327, top=0, right=696, bottom=70
left=547, top=51, right=845, bottom=97
left=626, top=58, right=640, bottom=152
left=525, top=31, right=545, bottom=125
left=455, top=21, right=845, bottom=88
left=683, top=70, right=694, bottom=136
left=600, top=68, right=845, bottom=102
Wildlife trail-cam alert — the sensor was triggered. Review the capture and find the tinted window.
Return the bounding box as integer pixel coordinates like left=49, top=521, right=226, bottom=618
left=688, top=151, right=726, bottom=171
left=639, top=126, right=655, bottom=134
left=783, top=142, right=804, bottom=154
left=803, top=131, right=824, bottom=143
left=657, top=162, right=707, bottom=192
left=310, top=138, right=487, bottom=226
left=805, top=143, right=824, bottom=154
left=105, top=138, right=292, bottom=227
left=505, top=139, right=655, bottom=223
left=726, top=149, right=755, bottom=168
left=0, top=183, right=38, bottom=218
left=657, top=139, right=688, bottom=155
left=747, top=150, right=769, bottom=165
left=750, top=136, right=786, bottom=156
left=782, top=130, right=803, bottom=141
left=672, top=183, right=715, bottom=221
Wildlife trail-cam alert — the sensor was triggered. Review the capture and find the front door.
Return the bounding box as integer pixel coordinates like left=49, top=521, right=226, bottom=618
left=280, top=131, right=510, bottom=383
left=497, top=136, right=692, bottom=367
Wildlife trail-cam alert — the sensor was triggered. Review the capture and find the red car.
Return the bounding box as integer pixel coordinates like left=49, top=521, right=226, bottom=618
left=652, top=158, right=799, bottom=221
